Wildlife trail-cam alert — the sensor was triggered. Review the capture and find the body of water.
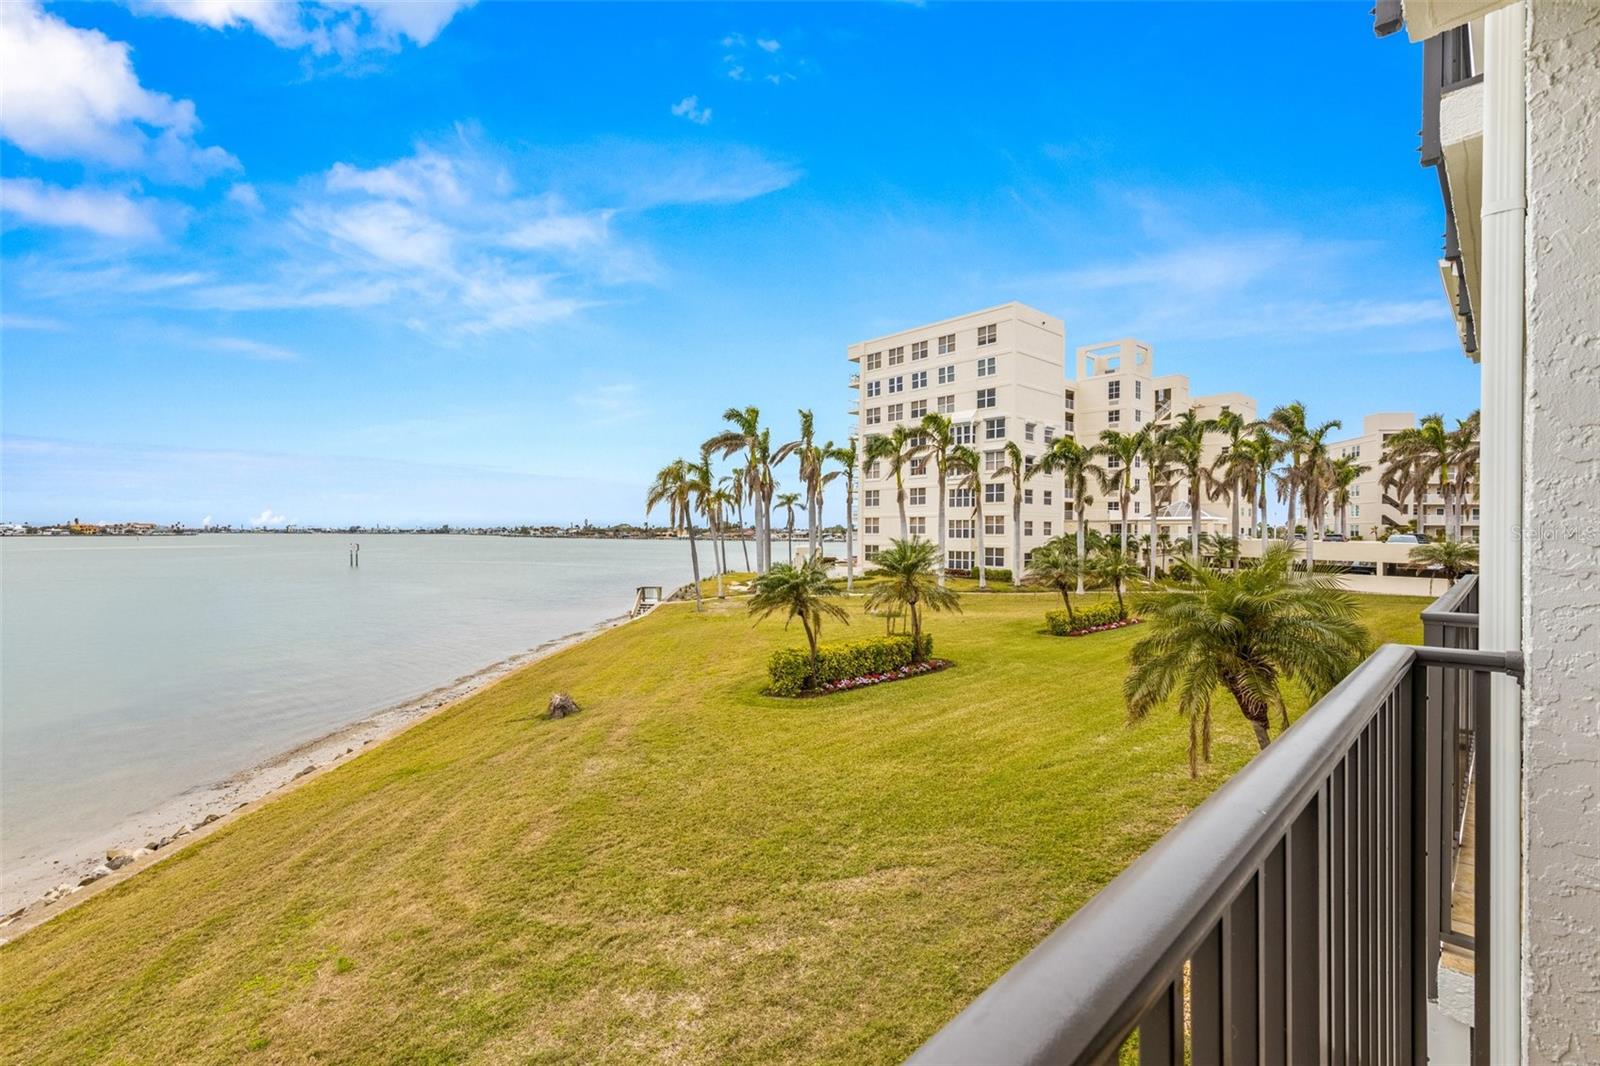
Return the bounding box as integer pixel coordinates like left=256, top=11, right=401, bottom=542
left=0, top=533, right=719, bottom=894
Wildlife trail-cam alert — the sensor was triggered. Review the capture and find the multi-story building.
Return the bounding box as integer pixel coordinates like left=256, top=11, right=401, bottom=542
left=1320, top=412, right=1482, bottom=541
left=847, top=303, right=1067, bottom=573
left=1068, top=339, right=1256, bottom=545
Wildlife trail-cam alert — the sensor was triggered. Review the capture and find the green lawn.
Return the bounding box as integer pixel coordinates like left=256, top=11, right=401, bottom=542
left=0, top=591, right=1429, bottom=1064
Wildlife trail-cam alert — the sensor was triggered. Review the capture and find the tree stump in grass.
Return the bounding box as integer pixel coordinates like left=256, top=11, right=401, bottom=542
left=547, top=692, right=580, bottom=719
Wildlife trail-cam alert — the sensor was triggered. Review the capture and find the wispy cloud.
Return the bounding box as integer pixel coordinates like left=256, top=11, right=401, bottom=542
left=0, top=178, right=170, bottom=240
left=210, top=336, right=301, bottom=361
left=0, top=1, right=236, bottom=182
left=129, top=0, right=475, bottom=60
left=671, top=95, right=713, bottom=125
left=0, top=313, right=69, bottom=332
left=721, top=30, right=799, bottom=85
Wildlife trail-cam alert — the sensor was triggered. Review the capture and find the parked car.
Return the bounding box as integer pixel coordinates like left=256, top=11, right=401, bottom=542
left=1323, top=532, right=1346, bottom=542
left=1387, top=533, right=1422, bottom=544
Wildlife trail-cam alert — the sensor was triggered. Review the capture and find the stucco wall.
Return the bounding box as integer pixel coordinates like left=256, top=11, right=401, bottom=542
left=1522, top=0, right=1600, bottom=1059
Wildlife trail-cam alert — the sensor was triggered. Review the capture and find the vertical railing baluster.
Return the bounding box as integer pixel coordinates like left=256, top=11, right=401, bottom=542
left=1408, top=656, right=1429, bottom=1065
left=1192, top=923, right=1225, bottom=1064
left=1138, top=977, right=1183, bottom=1066
left=1473, top=667, right=1492, bottom=1066
left=1330, top=759, right=1347, bottom=1065
left=1424, top=656, right=1444, bottom=1000
left=1366, top=720, right=1380, bottom=1066
left=1378, top=699, right=1391, bottom=1063
left=1286, top=799, right=1321, bottom=1064
left=1353, top=728, right=1368, bottom=1062
left=1225, top=875, right=1261, bottom=1064
left=1261, top=839, right=1288, bottom=1066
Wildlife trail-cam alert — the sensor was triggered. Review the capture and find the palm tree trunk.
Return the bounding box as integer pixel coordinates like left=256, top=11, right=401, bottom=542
left=787, top=519, right=794, bottom=563
left=686, top=523, right=704, bottom=612
left=1224, top=673, right=1273, bottom=750
left=936, top=471, right=948, bottom=587
left=1060, top=586, right=1075, bottom=622
left=1202, top=709, right=1212, bottom=764
left=1259, top=479, right=1270, bottom=546
left=800, top=613, right=818, bottom=686
left=1012, top=495, right=1022, bottom=584
left=712, top=516, right=725, bottom=599
left=909, top=598, right=923, bottom=662
left=844, top=476, right=856, bottom=592
left=1113, top=579, right=1125, bottom=619
left=1147, top=485, right=1158, bottom=579
left=975, top=501, right=987, bottom=590
left=1189, top=482, right=1201, bottom=562
left=736, top=501, right=751, bottom=572
left=1075, top=505, right=1087, bottom=595
left=1229, top=483, right=1240, bottom=553
left=1187, top=715, right=1198, bottom=779
left=897, top=481, right=908, bottom=540
left=1121, top=489, right=1132, bottom=558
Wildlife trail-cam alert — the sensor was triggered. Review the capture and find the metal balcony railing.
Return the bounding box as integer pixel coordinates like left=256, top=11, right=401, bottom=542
left=907, top=579, right=1513, bottom=1065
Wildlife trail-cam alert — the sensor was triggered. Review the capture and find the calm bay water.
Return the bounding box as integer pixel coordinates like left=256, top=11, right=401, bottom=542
left=0, top=534, right=707, bottom=882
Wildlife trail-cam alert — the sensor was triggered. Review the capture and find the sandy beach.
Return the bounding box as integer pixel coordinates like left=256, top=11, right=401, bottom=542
left=1, top=611, right=637, bottom=937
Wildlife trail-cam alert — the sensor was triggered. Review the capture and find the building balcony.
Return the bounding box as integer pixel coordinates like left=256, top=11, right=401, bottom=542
left=910, top=578, right=1510, bottom=1064
left=849, top=374, right=861, bottom=390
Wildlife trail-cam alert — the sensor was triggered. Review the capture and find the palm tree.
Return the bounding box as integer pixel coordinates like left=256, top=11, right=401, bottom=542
left=862, top=538, right=962, bottom=661
left=1164, top=411, right=1216, bottom=564
left=920, top=413, right=959, bottom=586
left=1266, top=402, right=1310, bottom=549
left=722, top=469, right=751, bottom=572
left=1136, top=426, right=1176, bottom=579
left=996, top=441, right=1041, bottom=584
left=1041, top=436, right=1101, bottom=595
left=1024, top=539, right=1083, bottom=622
left=1236, top=428, right=1282, bottom=546
left=645, top=458, right=705, bottom=612
left=748, top=556, right=851, bottom=684
left=1210, top=410, right=1251, bottom=556
left=828, top=439, right=859, bottom=592
left=949, top=445, right=987, bottom=589
left=1329, top=455, right=1370, bottom=539
left=1090, top=540, right=1143, bottom=620
left=1124, top=545, right=1369, bottom=777
left=1095, top=430, right=1143, bottom=558
left=1446, top=411, right=1480, bottom=540
left=1410, top=538, right=1479, bottom=584
left=1295, top=420, right=1340, bottom=568
left=775, top=491, right=802, bottom=563
left=865, top=425, right=920, bottom=540
left=705, top=408, right=774, bottom=572
left=776, top=410, right=826, bottom=558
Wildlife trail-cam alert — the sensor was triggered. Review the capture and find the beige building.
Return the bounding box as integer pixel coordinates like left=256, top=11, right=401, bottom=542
left=1067, top=339, right=1255, bottom=546
left=847, top=303, right=1068, bottom=573
left=1321, top=412, right=1482, bottom=541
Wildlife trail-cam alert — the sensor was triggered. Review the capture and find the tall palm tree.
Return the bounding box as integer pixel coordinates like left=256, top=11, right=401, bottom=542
left=1266, top=402, right=1309, bottom=548
left=1124, top=545, right=1369, bottom=777
left=919, top=413, right=959, bottom=586
left=828, top=439, right=859, bottom=592
left=1090, top=540, right=1143, bottom=620
left=1210, top=410, right=1250, bottom=554
left=1295, top=420, right=1341, bottom=568
left=1133, top=427, right=1176, bottom=579
left=722, top=469, right=751, bottom=572
left=996, top=441, right=1041, bottom=583
left=949, top=445, right=988, bottom=589
left=1164, top=411, right=1217, bottom=565
left=775, top=491, right=802, bottom=563
left=1410, top=538, right=1479, bottom=584
left=776, top=409, right=826, bottom=558
left=1095, top=430, right=1143, bottom=557
left=1328, top=455, right=1370, bottom=539
left=1446, top=411, right=1480, bottom=540
left=1024, top=539, right=1084, bottom=622
left=748, top=556, right=851, bottom=684
left=1236, top=428, right=1282, bottom=545
left=862, top=538, right=962, bottom=661
left=865, top=425, right=920, bottom=540
left=645, top=458, right=704, bottom=612
left=705, top=407, right=774, bottom=572
left=1041, top=436, right=1100, bottom=594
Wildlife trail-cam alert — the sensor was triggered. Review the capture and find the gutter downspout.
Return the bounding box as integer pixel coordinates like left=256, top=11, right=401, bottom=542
left=1479, top=4, right=1525, bottom=1062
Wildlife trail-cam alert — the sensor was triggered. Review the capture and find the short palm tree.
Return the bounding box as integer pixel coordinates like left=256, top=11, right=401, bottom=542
left=748, top=556, right=850, bottom=684
left=862, top=538, right=961, bottom=661
left=1090, top=540, right=1143, bottom=620
left=865, top=425, right=920, bottom=539
left=1024, top=540, right=1083, bottom=623
left=775, top=491, right=802, bottom=562
left=645, top=458, right=704, bottom=612
left=1410, top=538, right=1479, bottom=584
left=1095, top=429, right=1143, bottom=558
left=1040, top=436, right=1100, bottom=594
left=919, top=412, right=959, bottom=586
left=1124, top=545, right=1369, bottom=777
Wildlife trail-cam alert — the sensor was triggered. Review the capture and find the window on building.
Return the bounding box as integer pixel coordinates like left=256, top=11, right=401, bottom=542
left=865, top=352, right=882, bottom=371
left=937, top=394, right=955, bottom=414
left=866, top=380, right=881, bottom=398
left=977, top=356, right=997, bottom=377
left=864, top=543, right=881, bottom=561
left=985, top=482, right=1005, bottom=504
left=908, top=487, right=927, bottom=505
left=947, top=549, right=974, bottom=570
left=1108, top=500, right=1120, bottom=514
left=1024, top=422, right=1036, bottom=442
left=948, top=519, right=974, bottom=540
left=909, top=516, right=926, bottom=535
left=1043, top=426, right=1055, bottom=445
left=1134, top=409, right=1143, bottom=423
left=1043, top=521, right=1052, bottom=536
left=984, top=417, right=1006, bottom=440
left=976, top=388, right=997, bottom=409
left=909, top=458, right=928, bottom=477
left=864, top=463, right=880, bottom=480
left=887, top=346, right=905, bottom=366
left=886, top=403, right=904, bottom=421
left=1024, top=521, right=1034, bottom=537
left=864, top=490, right=881, bottom=507
left=1106, top=454, right=1122, bottom=470
left=911, top=370, right=928, bottom=390
left=977, top=323, right=997, bottom=346
left=984, top=450, right=1003, bottom=473
left=1134, top=501, right=1142, bottom=514
left=1064, top=415, right=1075, bottom=433
left=864, top=517, right=879, bottom=534
left=1135, top=381, right=1143, bottom=399
left=1108, top=380, right=1122, bottom=402
left=910, top=399, right=928, bottom=419
left=1108, top=409, right=1121, bottom=424
left=953, top=423, right=974, bottom=445
left=1043, top=490, right=1053, bottom=506
left=937, top=333, right=956, bottom=355
left=985, top=547, right=1005, bottom=569
left=985, top=514, right=1005, bottom=536
left=865, top=407, right=881, bottom=426
left=911, top=340, right=929, bottom=360
left=887, top=375, right=904, bottom=394
left=949, top=487, right=974, bottom=509
left=1064, top=391, right=1075, bottom=411
left=1023, top=489, right=1034, bottom=505
left=937, top=365, right=956, bottom=385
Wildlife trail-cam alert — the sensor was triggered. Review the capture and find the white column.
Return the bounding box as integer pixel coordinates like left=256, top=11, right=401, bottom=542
left=1479, top=5, right=1525, bottom=1062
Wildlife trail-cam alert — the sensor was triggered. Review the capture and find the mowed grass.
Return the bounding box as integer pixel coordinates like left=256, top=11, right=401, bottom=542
left=0, top=591, right=1428, bottom=1064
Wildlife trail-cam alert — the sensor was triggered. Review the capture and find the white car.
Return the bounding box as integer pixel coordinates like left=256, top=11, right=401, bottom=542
left=1387, top=533, right=1423, bottom=544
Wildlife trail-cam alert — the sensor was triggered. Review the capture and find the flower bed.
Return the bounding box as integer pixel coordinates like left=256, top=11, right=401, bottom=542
left=1045, top=604, right=1140, bottom=637
left=1063, top=618, right=1140, bottom=637
left=812, top=658, right=953, bottom=695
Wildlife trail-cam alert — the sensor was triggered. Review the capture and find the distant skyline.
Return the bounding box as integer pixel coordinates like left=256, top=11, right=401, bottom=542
left=2, top=2, right=1477, bottom=526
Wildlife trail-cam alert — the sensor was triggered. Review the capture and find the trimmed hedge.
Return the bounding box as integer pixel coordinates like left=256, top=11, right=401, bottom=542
left=1045, top=601, right=1126, bottom=636
left=946, top=568, right=1013, bottom=584
left=768, top=634, right=935, bottom=697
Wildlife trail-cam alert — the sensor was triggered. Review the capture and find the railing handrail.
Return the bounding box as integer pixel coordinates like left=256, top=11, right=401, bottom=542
left=1421, top=572, right=1480, bottom=623
left=907, top=639, right=1520, bottom=1065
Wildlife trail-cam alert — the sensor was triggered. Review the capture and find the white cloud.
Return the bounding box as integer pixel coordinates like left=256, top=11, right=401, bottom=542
left=0, top=178, right=167, bottom=239
left=131, top=0, right=474, bottom=58
left=720, top=30, right=798, bottom=85
left=227, top=183, right=263, bottom=211
left=0, top=313, right=69, bottom=331
left=250, top=507, right=290, bottom=527
left=0, top=1, right=236, bottom=181
left=671, top=95, right=713, bottom=126
left=756, top=37, right=780, bottom=53
left=210, top=336, right=300, bottom=361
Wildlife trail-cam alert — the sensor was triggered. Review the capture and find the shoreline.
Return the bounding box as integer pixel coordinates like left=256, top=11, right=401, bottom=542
left=0, top=610, right=641, bottom=938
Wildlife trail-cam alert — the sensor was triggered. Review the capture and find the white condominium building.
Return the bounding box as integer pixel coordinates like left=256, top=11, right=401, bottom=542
left=847, top=303, right=1067, bottom=573
left=1322, top=412, right=1482, bottom=540
left=1067, top=339, right=1256, bottom=543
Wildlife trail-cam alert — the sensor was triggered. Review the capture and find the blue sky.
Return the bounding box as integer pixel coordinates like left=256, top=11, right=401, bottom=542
left=0, top=1, right=1476, bottom=527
